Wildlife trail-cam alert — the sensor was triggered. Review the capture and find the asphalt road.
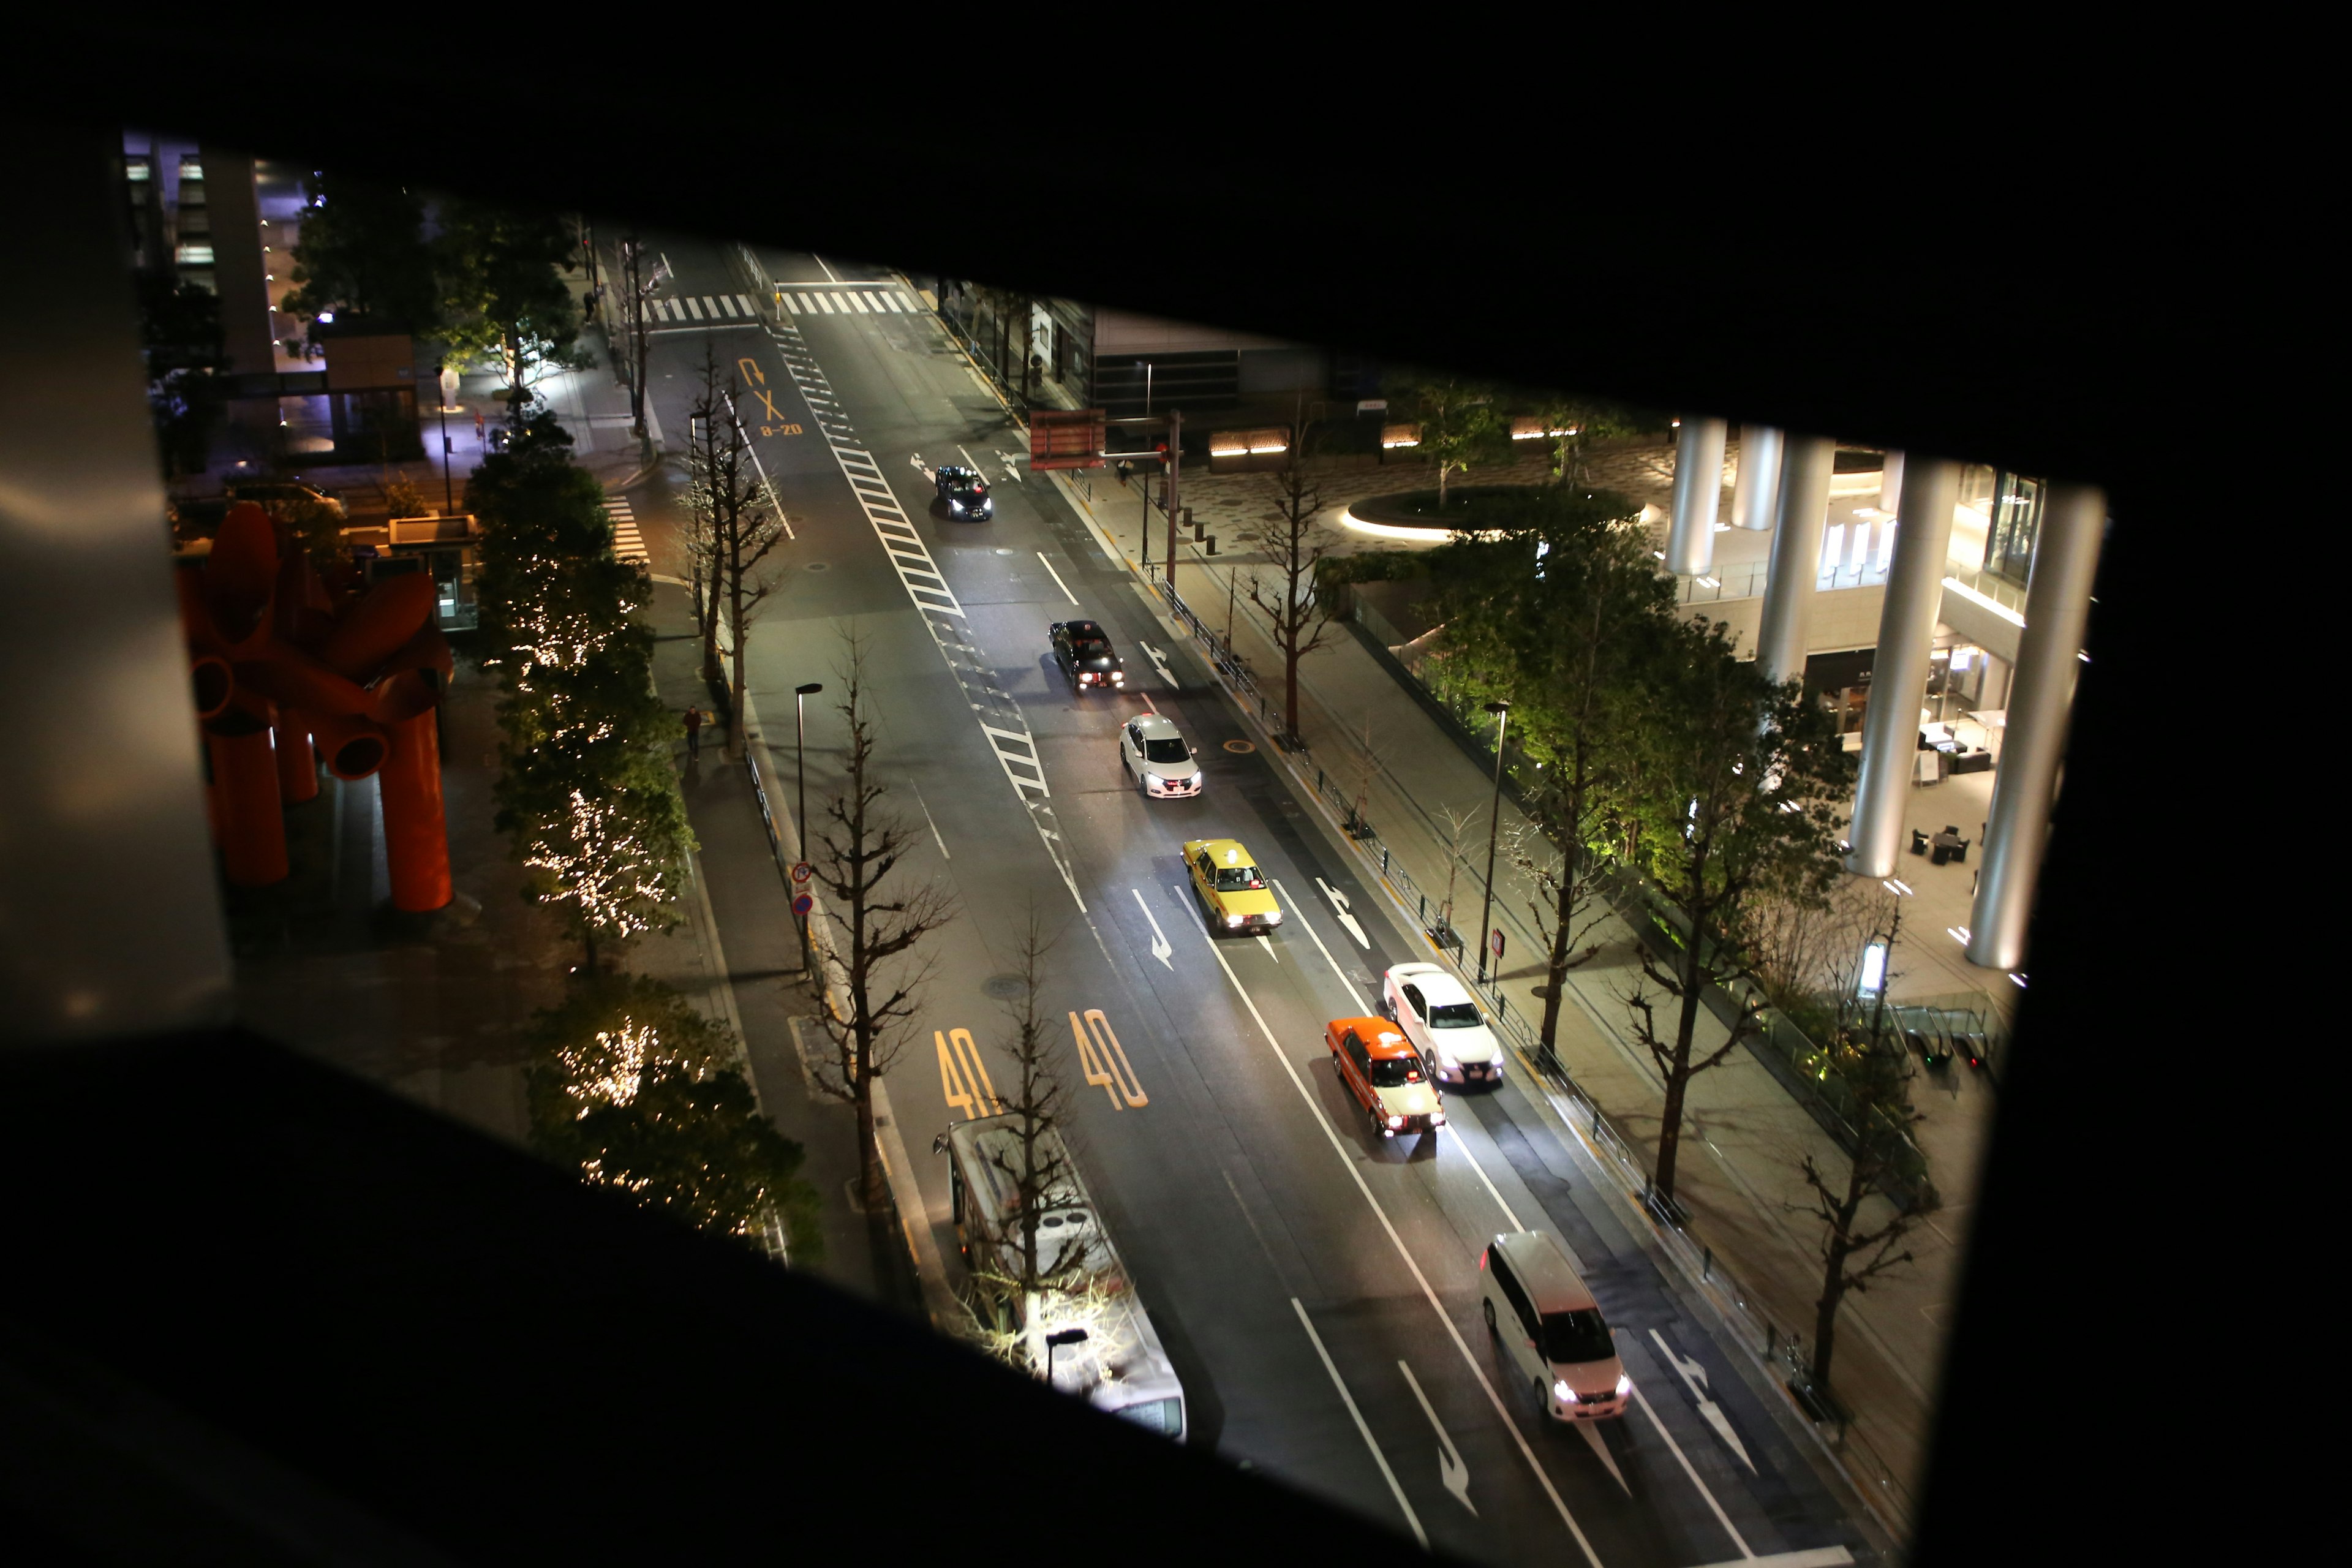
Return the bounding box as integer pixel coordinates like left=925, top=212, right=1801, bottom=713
left=627, top=235, right=1880, bottom=1568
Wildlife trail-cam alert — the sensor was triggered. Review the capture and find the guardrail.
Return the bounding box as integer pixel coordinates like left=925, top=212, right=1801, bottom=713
left=1147, top=565, right=1915, bottom=1536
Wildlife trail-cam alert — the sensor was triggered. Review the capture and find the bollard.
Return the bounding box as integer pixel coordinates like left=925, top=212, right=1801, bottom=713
left=1702, top=1246, right=1713, bottom=1280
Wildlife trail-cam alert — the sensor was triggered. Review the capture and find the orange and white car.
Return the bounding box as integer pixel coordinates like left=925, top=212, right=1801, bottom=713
left=1325, top=1017, right=1446, bottom=1137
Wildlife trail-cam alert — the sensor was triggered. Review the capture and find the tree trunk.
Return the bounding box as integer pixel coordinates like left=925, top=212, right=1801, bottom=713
left=581, top=919, right=599, bottom=974
left=1652, top=939, right=1709, bottom=1202
left=1811, top=1172, right=1866, bottom=1392
left=726, top=577, right=747, bottom=762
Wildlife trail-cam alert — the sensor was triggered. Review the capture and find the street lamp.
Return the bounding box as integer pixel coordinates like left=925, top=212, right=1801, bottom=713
left=1044, top=1326, right=1088, bottom=1385
left=1474, top=701, right=1510, bottom=984
left=794, top=682, right=823, bottom=967
left=434, top=362, right=454, bottom=515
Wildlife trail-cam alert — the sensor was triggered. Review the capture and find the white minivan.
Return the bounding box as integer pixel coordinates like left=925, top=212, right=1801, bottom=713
left=1480, top=1231, right=1629, bottom=1421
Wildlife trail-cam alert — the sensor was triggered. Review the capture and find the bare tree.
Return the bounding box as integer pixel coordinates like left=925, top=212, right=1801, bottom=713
left=1431, top=801, right=1480, bottom=948
left=1501, top=818, right=1608, bottom=1019
left=1234, top=410, right=1340, bottom=748
left=615, top=233, right=668, bottom=448
left=962, top=913, right=1093, bottom=1374
left=808, top=632, right=958, bottom=1261
left=1749, top=873, right=1887, bottom=1019
left=687, top=349, right=790, bottom=756
left=1799, top=894, right=1936, bottom=1398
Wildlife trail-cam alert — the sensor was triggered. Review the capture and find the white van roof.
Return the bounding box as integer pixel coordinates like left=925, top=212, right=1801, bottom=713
left=1493, top=1231, right=1597, bottom=1314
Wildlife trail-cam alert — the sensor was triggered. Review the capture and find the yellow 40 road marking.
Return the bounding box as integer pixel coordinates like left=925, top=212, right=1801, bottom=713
left=936, top=1028, right=1003, bottom=1119
left=1071, top=1009, right=1148, bottom=1110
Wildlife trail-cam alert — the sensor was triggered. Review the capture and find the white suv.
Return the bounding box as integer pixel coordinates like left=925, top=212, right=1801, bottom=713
left=1382, top=963, right=1504, bottom=1085
left=1480, top=1231, right=1629, bottom=1422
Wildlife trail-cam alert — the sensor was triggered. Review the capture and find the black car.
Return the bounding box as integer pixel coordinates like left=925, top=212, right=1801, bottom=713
left=1050, top=620, right=1126, bottom=692
left=935, top=464, right=993, bottom=520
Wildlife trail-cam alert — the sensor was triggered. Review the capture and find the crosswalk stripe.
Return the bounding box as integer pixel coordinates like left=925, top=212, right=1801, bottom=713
left=880, top=292, right=904, bottom=312
left=736, top=293, right=758, bottom=316
left=683, top=296, right=705, bottom=320
left=790, top=292, right=810, bottom=313
left=848, top=292, right=871, bottom=314
left=815, top=293, right=836, bottom=314
left=603, top=490, right=649, bottom=565
left=862, top=291, right=884, bottom=312
left=900, top=292, right=919, bottom=312
left=715, top=295, right=737, bottom=317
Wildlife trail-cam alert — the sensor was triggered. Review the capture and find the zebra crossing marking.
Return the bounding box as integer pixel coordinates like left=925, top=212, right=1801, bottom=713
left=780, top=288, right=915, bottom=318
left=604, top=491, right=649, bottom=565
left=646, top=293, right=762, bottom=325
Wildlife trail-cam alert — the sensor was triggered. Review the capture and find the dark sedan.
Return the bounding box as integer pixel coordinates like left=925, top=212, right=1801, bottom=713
left=1050, top=620, right=1126, bottom=692
left=935, top=464, right=993, bottom=521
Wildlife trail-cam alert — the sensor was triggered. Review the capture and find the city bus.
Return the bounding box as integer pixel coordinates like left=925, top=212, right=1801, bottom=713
left=939, top=1114, right=1186, bottom=1439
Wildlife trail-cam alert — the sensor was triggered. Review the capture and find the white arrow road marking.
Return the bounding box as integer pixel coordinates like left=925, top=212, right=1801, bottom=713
left=1316, top=876, right=1370, bottom=948
left=1398, top=1362, right=1476, bottom=1516
left=1649, top=1328, right=1756, bottom=1473
left=1138, top=639, right=1175, bottom=686
left=1691, top=1550, right=1853, bottom=1567
left=1270, top=879, right=1360, bottom=995
left=1254, top=933, right=1279, bottom=963
left=908, top=453, right=932, bottom=477
left=994, top=448, right=1025, bottom=483
left=1131, top=888, right=1173, bottom=970
left=1577, top=1421, right=1630, bottom=1494
left=1627, top=1378, right=1754, bottom=1559
left=1293, top=1300, right=1426, bottom=1551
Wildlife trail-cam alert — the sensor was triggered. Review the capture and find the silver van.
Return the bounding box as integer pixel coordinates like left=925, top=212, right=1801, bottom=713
left=1480, top=1231, right=1629, bottom=1421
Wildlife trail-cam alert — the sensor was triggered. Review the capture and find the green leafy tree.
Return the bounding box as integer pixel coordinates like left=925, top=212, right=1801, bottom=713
left=527, top=971, right=821, bottom=1255
left=1619, top=621, right=1853, bottom=1205
left=1515, top=390, right=1642, bottom=487
left=1425, top=487, right=1670, bottom=1061
left=439, top=200, right=586, bottom=420
left=136, top=270, right=225, bottom=477
left=1411, top=378, right=1508, bottom=507
left=280, top=173, right=439, bottom=339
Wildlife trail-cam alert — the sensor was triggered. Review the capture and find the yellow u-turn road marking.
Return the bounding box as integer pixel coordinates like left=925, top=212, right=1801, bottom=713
left=736, top=355, right=766, bottom=388
left=1070, top=1009, right=1148, bottom=1109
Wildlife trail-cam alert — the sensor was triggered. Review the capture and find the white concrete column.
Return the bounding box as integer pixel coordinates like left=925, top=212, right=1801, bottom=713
left=1665, top=415, right=1728, bottom=575
left=1844, top=456, right=1959, bottom=876
left=1730, top=424, right=1784, bottom=530
left=1878, top=450, right=1905, bottom=516
left=1755, top=432, right=1836, bottom=685
left=1967, top=483, right=2105, bottom=972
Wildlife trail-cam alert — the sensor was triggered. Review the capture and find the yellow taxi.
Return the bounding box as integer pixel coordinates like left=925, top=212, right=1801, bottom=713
left=1182, top=839, right=1284, bottom=935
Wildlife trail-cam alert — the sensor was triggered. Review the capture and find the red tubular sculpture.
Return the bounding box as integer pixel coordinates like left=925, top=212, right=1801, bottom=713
left=176, top=502, right=455, bottom=907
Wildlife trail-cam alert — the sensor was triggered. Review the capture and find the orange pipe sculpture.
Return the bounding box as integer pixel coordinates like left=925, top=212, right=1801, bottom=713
left=176, top=502, right=454, bottom=907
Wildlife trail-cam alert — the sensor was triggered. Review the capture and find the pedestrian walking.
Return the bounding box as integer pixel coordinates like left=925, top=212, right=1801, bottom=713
left=684, top=705, right=704, bottom=760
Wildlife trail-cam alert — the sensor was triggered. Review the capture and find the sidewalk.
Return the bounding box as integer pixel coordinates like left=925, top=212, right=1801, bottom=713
left=1050, top=461, right=1980, bottom=1530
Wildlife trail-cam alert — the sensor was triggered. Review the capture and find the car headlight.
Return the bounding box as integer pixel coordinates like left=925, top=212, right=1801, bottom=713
left=1555, top=1381, right=1577, bottom=1403
left=1112, top=672, right=1125, bottom=683
left=1386, top=1115, right=1405, bottom=1129
left=1264, top=910, right=1281, bottom=924
left=949, top=500, right=963, bottom=512
left=1187, top=771, right=1202, bottom=785
left=1431, top=1112, right=1446, bottom=1125
left=1224, top=914, right=1243, bottom=928
left=1614, top=1374, right=1632, bottom=1396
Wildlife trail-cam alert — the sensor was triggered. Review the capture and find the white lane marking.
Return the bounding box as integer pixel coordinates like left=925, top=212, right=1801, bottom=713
left=1629, top=1378, right=1752, bottom=1559
left=1269, top=877, right=1359, bottom=997
left=1138, top=639, right=1175, bottom=686
left=1035, top=552, right=1079, bottom=606
left=1194, top=922, right=1602, bottom=1566
left=994, top=448, right=1025, bottom=483
left=909, top=778, right=950, bottom=860
left=1317, top=876, right=1371, bottom=948
left=1691, top=1551, right=1853, bottom=1568
left=813, top=253, right=841, bottom=282
left=1577, top=1422, right=1630, bottom=1494
left=1254, top=933, right=1279, bottom=963
left=1292, top=1300, right=1427, bottom=1552
left=722, top=390, right=795, bottom=540
left=1648, top=1329, right=1756, bottom=1474
left=1398, top=1361, right=1476, bottom=1517
left=1130, top=888, right=1174, bottom=970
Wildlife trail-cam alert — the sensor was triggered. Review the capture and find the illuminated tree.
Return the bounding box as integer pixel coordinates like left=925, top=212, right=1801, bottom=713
left=522, top=790, right=676, bottom=970
left=438, top=199, right=587, bottom=420
left=527, top=972, right=821, bottom=1256
left=1411, top=378, right=1507, bottom=507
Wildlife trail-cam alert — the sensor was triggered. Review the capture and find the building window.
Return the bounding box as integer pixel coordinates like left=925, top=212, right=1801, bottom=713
left=1984, top=471, right=2045, bottom=588
left=174, top=243, right=215, bottom=266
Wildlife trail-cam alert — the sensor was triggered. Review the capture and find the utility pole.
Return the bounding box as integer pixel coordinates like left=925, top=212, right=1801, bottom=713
left=1474, top=701, right=1510, bottom=984
left=1164, top=409, right=1183, bottom=578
